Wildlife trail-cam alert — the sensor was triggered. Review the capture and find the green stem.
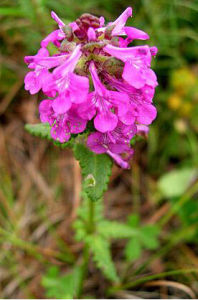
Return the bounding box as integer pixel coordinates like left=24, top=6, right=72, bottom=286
left=88, top=198, right=95, bottom=233
left=77, top=245, right=90, bottom=298
left=77, top=197, right=95, bottom=298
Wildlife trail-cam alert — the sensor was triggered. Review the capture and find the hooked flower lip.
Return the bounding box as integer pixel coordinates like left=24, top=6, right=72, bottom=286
left=24, top=6, right=158, bottom=168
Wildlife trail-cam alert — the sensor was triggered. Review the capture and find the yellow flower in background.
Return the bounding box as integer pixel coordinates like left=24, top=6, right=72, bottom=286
left=168, top=94, right=182, bottom=110
left=170, top=67, right=196, bottom=96
left=179, top=102, right=193, bottom=117
left=168, top=67, right=198, bottom=118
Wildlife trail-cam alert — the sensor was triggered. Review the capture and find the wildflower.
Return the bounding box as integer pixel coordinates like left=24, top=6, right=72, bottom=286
left=39, top=100, right=87, bottom=143
left=24, top=7, right=158, bottom=168
left=77, top=62, right=130, bottom=133
left=87, top=122, right=136, bottom=168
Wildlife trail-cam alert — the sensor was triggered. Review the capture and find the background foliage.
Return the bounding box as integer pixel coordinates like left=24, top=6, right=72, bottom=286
left=1, top=0, right=198, bottom=298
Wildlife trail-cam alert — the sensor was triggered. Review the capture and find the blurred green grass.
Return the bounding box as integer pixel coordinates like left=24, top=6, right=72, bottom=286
left=1, top=0, right=198, bottom=298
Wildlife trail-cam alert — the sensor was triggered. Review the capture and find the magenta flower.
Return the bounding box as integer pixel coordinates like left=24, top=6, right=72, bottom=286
left=78, top=62, right=130, bottom=133
left=87, top=122, right=136, bottom=169
left=104, top=45, right=157, bottom=89
left=39, top=100, right=87, bottom=143
left=24, top=7, right=158, bottom=168
left=105, top=76, right=157, bottom=126
left=24, top=48, right=54, bottom=96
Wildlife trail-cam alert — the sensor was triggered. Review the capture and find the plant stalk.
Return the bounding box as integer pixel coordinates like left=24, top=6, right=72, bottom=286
left=77, top=196, right=95, bottom=298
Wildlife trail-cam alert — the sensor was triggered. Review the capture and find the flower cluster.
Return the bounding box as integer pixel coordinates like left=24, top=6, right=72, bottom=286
left=24, top=7, right=158, bottom=168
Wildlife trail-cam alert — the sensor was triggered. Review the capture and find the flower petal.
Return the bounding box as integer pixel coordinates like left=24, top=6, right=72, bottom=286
left=51, top=122, right=71, bottom=143
left=125, top=26, right=149, bottom=40
left=123, top=62, right=146, bottom=89
left=69, top=73, right=89, bottom=103
left=53, top=45, right=82, bottom=78
left=41, top=30, right=65, bottom=48
left=87, top=132, right=107, bottom=154
left=137, top=103, right=157, bottom=125
left=52, top=95, right=71, bottom=114
left=24, top=72, right=41, bottom=94
left=87, top=27, right=96, bottom=41
left=106, top=150, right=130, bottom=169
left=68, top=109, right=87, bottom=134
left=77, top=94, right=96, bottom=120
left=111, top=7, right=132, bottom=36
left=39, top=99, right=54, bottom=124
left=104, top=44, right=151, bottom=64
left=51, top=11, right=65, bottom=28
left=94, top=112, right=118, bottom=133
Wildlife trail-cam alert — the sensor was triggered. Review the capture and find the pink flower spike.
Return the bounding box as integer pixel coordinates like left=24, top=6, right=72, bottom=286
left=24, top=8, right=158, bottom=167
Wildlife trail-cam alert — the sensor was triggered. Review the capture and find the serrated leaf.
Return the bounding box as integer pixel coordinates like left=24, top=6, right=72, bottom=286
left=125, top=238, right=142, bottom=262
left=42, top=266, right=82, bottom=299
left=87, top=235, right=118, bottom=282
left=25, top=123, right=52, bottom=140
left=25, top=123, right=73, bottom=148
left=158, top=168, right=197, bottom=198
left=97, top=220, right=138, bottom=239
left=74, top=144, right=112, bottom=201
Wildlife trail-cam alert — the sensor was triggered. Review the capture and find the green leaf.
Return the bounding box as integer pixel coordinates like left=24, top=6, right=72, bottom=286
left=42, top=266, right=82, bottom=299
left=25, top=123, right=52, bottom=140
left=125, top=238, right=142, bottom=262
left=124, top=214, right=160, bottom=260
left=158, top=168, right=197, bottom=198
left=87, top=235, right=118, bottom=282
left=127, top=214, right=140, bottom=227
left=25, top=123, right=73, bottom=148
left=97, top=220, right=138, bottom=239
left=140, top=225, right=160, bottom=250
left=74, top=144, right=112, bottom=201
